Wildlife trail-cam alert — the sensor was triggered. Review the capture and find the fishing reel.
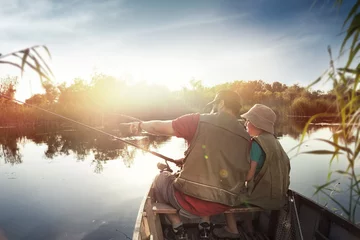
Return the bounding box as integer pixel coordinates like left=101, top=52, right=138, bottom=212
left=157, top=162, right=183, bottom=177
left=157, top=162, right=173, bottom=173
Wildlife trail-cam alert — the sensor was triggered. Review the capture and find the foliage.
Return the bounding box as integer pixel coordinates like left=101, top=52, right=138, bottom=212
left=300, top=0, right=360, bottom=223
left=0, top=75, right=343, bottom=128
left=0, top=45, right=53, bottom=85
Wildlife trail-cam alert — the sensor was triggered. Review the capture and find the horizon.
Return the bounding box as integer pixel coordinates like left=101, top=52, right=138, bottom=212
left=0, top=0, right=356, bottom=101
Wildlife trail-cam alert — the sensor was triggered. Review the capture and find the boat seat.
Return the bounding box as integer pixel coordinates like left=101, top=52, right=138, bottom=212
left=152, top=202, right=263, bottom=215
left=152, top=202, right=177, bottom=214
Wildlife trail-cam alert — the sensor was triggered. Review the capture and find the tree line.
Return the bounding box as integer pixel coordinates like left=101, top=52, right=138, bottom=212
left=1, top=73, right=348, bottom=129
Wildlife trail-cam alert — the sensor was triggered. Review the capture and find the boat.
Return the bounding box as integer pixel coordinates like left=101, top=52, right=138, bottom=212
left=133, top=186, right=360, bottom=240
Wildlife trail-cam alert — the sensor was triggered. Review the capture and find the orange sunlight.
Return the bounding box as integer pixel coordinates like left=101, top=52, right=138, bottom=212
left=13, top=56, right=202, bottom=103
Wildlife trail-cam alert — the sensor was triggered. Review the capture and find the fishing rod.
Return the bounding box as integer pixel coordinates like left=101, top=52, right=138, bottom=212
left=0, top=94, right=177, bottom=168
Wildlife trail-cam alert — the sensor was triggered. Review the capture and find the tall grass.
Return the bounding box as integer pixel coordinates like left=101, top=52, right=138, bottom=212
left=300, top=0, right=360, bottom=223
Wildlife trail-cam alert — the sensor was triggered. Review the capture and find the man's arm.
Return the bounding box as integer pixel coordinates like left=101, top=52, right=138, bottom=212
left=129, top=120, right=176, bottom=136
left=128, top=113, right=200, bottom=142
left=141, top=120, right=175, bottom=136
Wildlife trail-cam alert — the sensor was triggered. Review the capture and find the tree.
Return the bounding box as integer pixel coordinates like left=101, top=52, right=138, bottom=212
left=25, top=94, right=47, bottom=106
left=0, top=76, right=18, bottom=100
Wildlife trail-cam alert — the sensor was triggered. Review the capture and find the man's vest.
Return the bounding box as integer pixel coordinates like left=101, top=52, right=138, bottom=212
left=245, top=132, right=290, bottom=209
left=173, top=112, right=251, bottom=207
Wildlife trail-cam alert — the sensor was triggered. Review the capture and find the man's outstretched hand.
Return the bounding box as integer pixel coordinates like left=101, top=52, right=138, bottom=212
left=119, top=122, right=142, bottom=135
left=129, top=122, right=142, bottom=135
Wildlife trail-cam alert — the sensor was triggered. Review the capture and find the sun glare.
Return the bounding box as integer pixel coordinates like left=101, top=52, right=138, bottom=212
left=93, top=56, right=202, bottom=90
left=137, top=58, right=202, bottom=90
left=6, top=48, right=205, bottom=103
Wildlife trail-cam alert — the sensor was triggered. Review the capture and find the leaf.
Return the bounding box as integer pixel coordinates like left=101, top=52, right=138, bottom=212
left=43, top=46, right=52, bottom=59
left=12, top=52, right=51, bottom=82
left=345, top=32, right=359, bottom=68
left=335, top=170, right=351, bottom=176
left=34, top=57, right=43, bottom=84
left=330, top=133, right=340, bottom=164
left=313, top=179, right=338, bottom=195
left=0, top=60, right=21, bottom=69
left=354, top=144, right=360, bottom=160
left=319, top=189, right=350, bottom=217
left=299, top=113, right=334, bottom=145
left=342, top=2, right=360, bottom=29
left=20, top=49, right=30, bottom=77
left=355, top=129, right=360, bottom=150
left=25, top=52, right=50, bottom=77
left=351, top=179, right=360, bottom=189
left=286, top=139, right=310, bottom=155
left=340, top=13, right=360, bottom=54
left=32, top=48, right=54, bottom=78
left=314, top=138, right=353, bottom=155
left=302, top=150, right=344, bottom=155
left=353, top=113, right=360, bottom=127
left=0, top=45, right=53, bottom=82
left=327, top=171, right=333, bottom=182
left=344, top=95, right=360, bottom=116
left=352, top=195, right=360, bottom=223
left=330, top=150, right=340, bottom=164
left=337, top=68, right=359, bottom=74
left=307, top=76, right=323, bottom=89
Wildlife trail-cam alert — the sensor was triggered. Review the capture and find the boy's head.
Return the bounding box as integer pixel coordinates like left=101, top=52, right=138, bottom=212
left=241, top=104, right=276, bottom=136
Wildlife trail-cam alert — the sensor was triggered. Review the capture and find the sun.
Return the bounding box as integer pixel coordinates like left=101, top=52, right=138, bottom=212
left=93, top=56, right=202, bottom=90
left=11, top=53, right=203, bottom=103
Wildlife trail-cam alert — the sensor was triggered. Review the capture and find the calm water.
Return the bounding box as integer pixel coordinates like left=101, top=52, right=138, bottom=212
left=0, top=123, right=358, bottom=240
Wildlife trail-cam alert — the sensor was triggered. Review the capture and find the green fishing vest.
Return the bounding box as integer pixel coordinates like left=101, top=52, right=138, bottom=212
left=245, top=132, right=291, bottom=209
left=173, top=112, right=251, bottom=207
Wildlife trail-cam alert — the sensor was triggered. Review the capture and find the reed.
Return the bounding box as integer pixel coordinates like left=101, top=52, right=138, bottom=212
left=299, top=0, right=360, bottom=223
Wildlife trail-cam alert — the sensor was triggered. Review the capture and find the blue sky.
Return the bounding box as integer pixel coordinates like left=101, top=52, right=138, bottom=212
left=0, top=0, right=356, bottom=99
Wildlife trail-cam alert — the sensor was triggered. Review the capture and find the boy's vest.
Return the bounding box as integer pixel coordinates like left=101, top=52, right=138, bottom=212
left=174, top=112, right=251, bottom=206
left=245, top=132, right=291, bottom=209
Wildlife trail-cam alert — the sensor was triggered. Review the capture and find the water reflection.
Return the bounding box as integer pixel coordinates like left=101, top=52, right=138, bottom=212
left=0, top=128, right=171, bottom=173
left=0, top=119, right=358, bottom=239
left=0, top=131, right=183, bottom=240
left=0, top=134, right=22, bottom=165
left=1, top=118, right=354, bottom=167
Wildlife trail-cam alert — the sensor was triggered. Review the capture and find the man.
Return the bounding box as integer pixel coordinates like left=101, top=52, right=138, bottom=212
left=213, top=104, right=291, bottom=239
left=128, top=90, right=251, bottom=240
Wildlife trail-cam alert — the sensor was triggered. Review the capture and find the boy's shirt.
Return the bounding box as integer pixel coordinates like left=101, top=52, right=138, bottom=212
left=250, top=140, right=265, bottom=174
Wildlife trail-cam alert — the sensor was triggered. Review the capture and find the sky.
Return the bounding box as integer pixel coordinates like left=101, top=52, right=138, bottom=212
left=0, top=0, right=356, bottom=100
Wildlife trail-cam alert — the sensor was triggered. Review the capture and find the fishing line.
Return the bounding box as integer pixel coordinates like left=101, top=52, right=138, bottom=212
left=0, top=93, right=177, bottom=168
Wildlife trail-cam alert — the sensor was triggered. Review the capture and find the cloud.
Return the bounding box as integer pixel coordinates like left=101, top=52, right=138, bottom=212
left=0, top=0, right=130, bottom=47
left=0, top=0, right=352, bottom=101
left=120, top=13, right=248, bottom=37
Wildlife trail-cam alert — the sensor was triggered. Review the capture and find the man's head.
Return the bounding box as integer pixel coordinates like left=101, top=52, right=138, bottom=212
left=241, top=104, right=276, bottom=136
left=206, top=90, right=242, bottom=116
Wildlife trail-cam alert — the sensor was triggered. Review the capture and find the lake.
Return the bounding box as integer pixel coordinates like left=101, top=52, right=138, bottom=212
left=0, top=122, right=358, bottom=240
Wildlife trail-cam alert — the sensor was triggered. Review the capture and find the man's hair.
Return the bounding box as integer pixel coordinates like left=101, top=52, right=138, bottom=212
left=215, top=90, right=242, bottom=116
